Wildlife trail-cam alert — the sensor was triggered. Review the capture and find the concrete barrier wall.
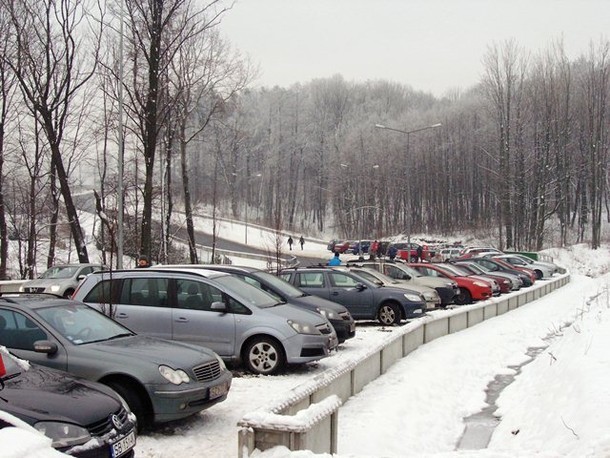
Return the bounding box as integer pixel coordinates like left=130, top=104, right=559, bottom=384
left=238, top=273, right=570, bottom=456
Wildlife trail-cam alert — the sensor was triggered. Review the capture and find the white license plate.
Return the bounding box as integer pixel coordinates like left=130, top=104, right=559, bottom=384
left=210, top=382, right=228, bottom=399
left=112, top=431, right=136, bottom=457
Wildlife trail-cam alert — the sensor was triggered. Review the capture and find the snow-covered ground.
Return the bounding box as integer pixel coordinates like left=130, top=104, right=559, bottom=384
left=4, top=212, right=610, bottom=457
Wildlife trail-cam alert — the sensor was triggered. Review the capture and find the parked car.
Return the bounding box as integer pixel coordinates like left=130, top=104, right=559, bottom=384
left=438, top=248, right=462, bottom=262
left=457, top=257, right=534, bottom=287
left=452, top=261, right=520, bottom=292
left=0, top=347, right=137, bottom=457
left=160, top=264, right=356, bottom=343
left=409, top=263, right=494, bottom=305
left=343, top=266, right=442, bottom=310
left=485, top=257, right=538, bottom=284
left=73, top=268, right=338, bottom=375
left=0, top=295, right=232, bottom=429
left=20, top=264, right=107, bottom=298
left=279, top=266, right=426, bottom=325
left=436, top=263, right=502, bottom=296
left=390, top=242, right=431, bottom=262
left=491, top=254, right=558, bottom=279
left=333, top=241, right=351, bottom=254
left=349, top=240, right=371, bottom=255
left=457, top=247, right=504, bottom=259
left=346, top=260, right=459, bottom=307
left=0, top=409, right=69, bottom=458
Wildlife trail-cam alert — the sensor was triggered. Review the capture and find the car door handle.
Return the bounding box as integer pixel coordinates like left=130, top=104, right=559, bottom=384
left=116, top=312, right=128, bottom=319
left=331, top=291, right=339, bottom=296
left=175, top=317, right=189, bottom=322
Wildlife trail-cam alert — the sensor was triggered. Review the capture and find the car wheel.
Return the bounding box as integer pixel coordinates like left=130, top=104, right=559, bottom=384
left=243, top=337, right=285, bottom=375
left=534, top=270, right=543, bottom=280
left=377, top=302, right=401, bottom=325
left=107, top=380, right=149, bottom=432
left=454, top=289, right=472, bottom=305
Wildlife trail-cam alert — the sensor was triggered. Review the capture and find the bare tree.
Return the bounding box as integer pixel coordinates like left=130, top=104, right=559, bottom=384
left=0, top=0, right=104, bottom=263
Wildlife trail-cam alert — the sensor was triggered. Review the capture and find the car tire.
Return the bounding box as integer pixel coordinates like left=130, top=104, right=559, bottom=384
left=106, top=381, right=149, bottom=432
left=377, top=302, right=401, bottom=325
left=243, top=337, right=285, bottom=375
left=454, top=289, right=472, bottom=305
left=534, top=270, right=543, bottom=280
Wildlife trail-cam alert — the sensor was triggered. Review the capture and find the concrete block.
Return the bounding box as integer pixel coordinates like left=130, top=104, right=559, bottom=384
left=424, top=317, right=449, bottom=343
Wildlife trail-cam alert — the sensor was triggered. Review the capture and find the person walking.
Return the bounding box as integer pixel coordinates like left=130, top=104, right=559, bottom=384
left=299, top=236, right=305, bottom=250
left=370, top=240, right=379, bottom=260
left=287, top=236, right=294, bottom=251
left=328, top=251, right=341, bottom=266
left=388, top=245, right=397, bottom=261
left=416, top=245, right=423, bottom=262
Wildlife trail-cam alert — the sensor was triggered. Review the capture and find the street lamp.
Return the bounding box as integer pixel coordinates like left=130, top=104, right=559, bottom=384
left=241, top=173, right=262, bottom=245
left=374, top=122, right=441, bottom=251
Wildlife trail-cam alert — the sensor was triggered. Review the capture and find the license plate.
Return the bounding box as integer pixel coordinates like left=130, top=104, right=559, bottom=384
left=112, top=431, right=136, bottom=458
left=210, top=382, right=228, bottom=399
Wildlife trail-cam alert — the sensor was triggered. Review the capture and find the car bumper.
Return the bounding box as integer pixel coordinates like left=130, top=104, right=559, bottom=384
left=401, top=302, right=426, bottom=319
left=283, top=332, right=337, bottom=364
left=148, top=370, right=233, bottom=423
left=435, top=286, right=458, bottom=305
left=330, top=317, right=356, bottom=343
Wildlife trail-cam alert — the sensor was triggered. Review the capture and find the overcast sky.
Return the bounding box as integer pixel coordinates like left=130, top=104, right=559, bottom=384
left=219, top=0, right=610, bottom=97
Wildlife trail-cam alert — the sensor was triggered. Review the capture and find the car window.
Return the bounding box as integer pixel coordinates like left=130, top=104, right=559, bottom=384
left=0, top=309, right=48, bottom=350
left=329, top=272, right=360, bottom=288
left=121, top=278, right=169, bottom=307
left=296, top=272, right=325, bottom=288
left=176, top=279, right=219, bottom=311
left=40, top=266, right=79, bottom=279
left=79, top=266, right=95, bottom=276
left=82, top=278, right=121, bottom=304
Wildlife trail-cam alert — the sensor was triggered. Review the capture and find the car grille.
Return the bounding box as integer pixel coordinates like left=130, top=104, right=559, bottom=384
left=340, top=312, right=352, bottom=321
left=316, top=323, right=332, bottom=335
left=87, top=405, right=131, bottom=437
left=193, top=360, right=222, bottom=382
left=24, top=287, right=45, bottom=293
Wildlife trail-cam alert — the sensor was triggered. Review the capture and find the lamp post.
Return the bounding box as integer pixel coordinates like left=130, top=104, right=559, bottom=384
left=374, top=122, right=441, bottom=251
left=242, top=173, right=262, bottom=245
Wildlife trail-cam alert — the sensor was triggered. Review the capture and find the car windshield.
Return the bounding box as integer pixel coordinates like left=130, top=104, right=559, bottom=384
left=350, top=269, right=384, bottom=285
left=37, top=303, right=134, bottom=345
left=39, top=266, right=79, bottom=279
left=255, top=271, right=305, bottom=298
left=393, top=264, right=423, bottom=278
left=214, top=275, right=280, bottom=308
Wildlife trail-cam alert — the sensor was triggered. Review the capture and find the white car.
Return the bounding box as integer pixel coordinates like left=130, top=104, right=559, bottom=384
left=492, top=254, right=558, bottom=279
left=20, top=263, right=107, bottom=298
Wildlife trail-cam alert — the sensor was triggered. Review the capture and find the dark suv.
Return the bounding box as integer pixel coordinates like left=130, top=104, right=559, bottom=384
left=279, top=267, right=426, bottom=325
left=174, top=264, right=356, bottom=343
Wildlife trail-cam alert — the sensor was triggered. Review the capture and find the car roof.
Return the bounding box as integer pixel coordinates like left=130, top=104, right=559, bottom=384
left=0, top=294, right=86, bottom=310
left=142, top=266, right=231, bottom=279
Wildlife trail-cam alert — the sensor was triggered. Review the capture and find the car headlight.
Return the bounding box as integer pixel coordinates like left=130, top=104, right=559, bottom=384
left=159, top=365, right=191, bottom=385
left=50, top=285, right=61, bottom=292
left=473, top=281, right=489, bottom=287
left=403, top=293, right=422, bottom=302
left=288, top=320, right=321, bottom=335
left=318, top=308, right=340, bottom=320
left=35, top=421, right=91, bottom=448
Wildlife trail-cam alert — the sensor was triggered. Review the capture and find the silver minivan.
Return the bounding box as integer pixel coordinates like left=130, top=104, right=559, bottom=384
left=73, top=268, right=338, bottom=375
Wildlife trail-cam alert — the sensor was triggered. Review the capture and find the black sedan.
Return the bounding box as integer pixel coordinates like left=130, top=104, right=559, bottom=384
left=0, top=348, right=137, bottom=457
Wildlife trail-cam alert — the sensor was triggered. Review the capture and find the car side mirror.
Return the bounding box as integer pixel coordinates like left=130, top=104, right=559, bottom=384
left=33, top=340, right=58, bottom=355
left=210, top=301, right=227, bottom=312
left=374, top=280, right=383, bottom=286
left=355, top=283, right=367, bottom=291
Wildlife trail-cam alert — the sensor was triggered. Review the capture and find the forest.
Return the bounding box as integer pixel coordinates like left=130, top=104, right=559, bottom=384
left=0, top=0, right=608, bottom=279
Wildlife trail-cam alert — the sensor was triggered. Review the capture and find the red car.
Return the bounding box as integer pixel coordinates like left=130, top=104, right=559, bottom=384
left=392, top=242, right=431, bottom=262
left=409, top=262, right=493, bottom=305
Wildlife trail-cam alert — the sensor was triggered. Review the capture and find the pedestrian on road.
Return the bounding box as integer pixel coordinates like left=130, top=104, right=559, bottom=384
left=370, top=240, right=379, bottom=260
left=328, top=251, right=341, bottom=266
left=299, top=236, right=305, bottom=250
left=388, top=245, right=397, bottom=261
left=287, top=236, right=294, bottom=251
left=416, top=245, right=423, bottom=262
